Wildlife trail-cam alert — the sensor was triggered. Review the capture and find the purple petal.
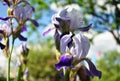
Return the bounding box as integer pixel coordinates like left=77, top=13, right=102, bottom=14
left=54, top=24, right=60, bottom=28
left=16, top=59, right=21, bottom=67
left=21, top=24, right=27, bottom=32
left=85, top=59, right=102, bottom=79
left=30, top=19, right=39, bottom=27
left=32, top=6, right=35, bottom=12
left=3, top=0, right=11, bottom=6
left=60, top=71, right=64, bottom=78
left=0, top=17, right=10, bottom=21
left=83, top=66, right=92, bottom=76
left=73, top=34, right=90, bottom=58
left=59, top=8, right=68, bottom=17
left=18, top=34, right=27, bottom=41
left=56, top=17, right=70, bottom=24
left=54, top=30, right=61, bottom=51
left=0, top=30, right=4, bottom=34
left=43, top=27, right=54, bottom=36
left=2, top=2, right=7, bottom=5
left=55, top=55, right=72, bottom=71
left=24, top=68, right=29, bottom=75
left=78, top=24, right=92, bottom=31
left=0, top=37, right=2, bottom=41
left=23, top=68, right=29, bottom=78
left=60, top=34, right=72, bottom=54
left=0, top=42, right=5, bottom=49
left=55, top=17, right=70, bottom=32
left=72, top=34, right=82, bottom=58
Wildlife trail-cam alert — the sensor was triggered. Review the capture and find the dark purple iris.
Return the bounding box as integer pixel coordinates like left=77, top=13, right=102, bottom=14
left=55, top=55, right=73, bottom=71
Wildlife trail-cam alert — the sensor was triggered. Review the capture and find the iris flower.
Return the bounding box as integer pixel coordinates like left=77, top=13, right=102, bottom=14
left=43, top=7, right=91, bottom=36
left=52, top=7, right=92, bottom=33
left=0, top=21, right=12, bottom=49
left=0, top=3, right=39, bottom=27
left=13, top=4, right=37, bottom=25
left=55, top=33, right=101, bottom=78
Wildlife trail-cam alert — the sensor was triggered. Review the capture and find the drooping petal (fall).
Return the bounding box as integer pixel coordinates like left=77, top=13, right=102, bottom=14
left=21, top=24, right=27, bottom=32
left=30, top=19, right=39, bottom=27
left=0, top=17, right=10, bottom=21
left=55, top=55, right=72, bottom=71
left=18, top=34, right=27, bottom=41
left=85, top=59, right=102, bottom=79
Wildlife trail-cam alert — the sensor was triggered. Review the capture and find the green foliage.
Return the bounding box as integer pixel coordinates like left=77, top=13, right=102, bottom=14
left=27, top=38, right=61, bottom=81
left=92, top=51, right=120, bottom=81
left=0, top=77, right=6, bottom=81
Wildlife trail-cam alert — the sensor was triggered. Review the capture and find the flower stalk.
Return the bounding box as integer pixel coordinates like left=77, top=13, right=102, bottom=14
left=7, top=38, right=14, bottom=81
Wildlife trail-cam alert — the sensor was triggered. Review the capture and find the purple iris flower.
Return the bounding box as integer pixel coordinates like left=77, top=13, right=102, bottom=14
left=43, top=7, right=92, bottom=36
left=52, top=7, right=92, bottom=32
left=0, top=3, right=39, bottom=27
left=55, top=33, right=101, bottom=78
left=0, top=20, right=12, bottom=49
left=13, top=4, right=39, bottom=27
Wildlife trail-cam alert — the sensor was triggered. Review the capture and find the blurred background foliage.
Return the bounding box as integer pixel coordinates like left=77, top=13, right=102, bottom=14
left=92, top=51, right=120, bottom=81
left=0, top=0, right=120, bottom=81
left=26, top=38, right=68, bottom=81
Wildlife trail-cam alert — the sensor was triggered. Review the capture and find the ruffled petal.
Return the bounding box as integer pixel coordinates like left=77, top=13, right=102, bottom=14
left=60, top=34, right=72, bottom=54
left=79, top=34, right=90, bottom=58
left=55, top=55, right=72, bottom=71
left=78, top=24, right=92, bottom=31
left=72, top=34, right=82, bottom=58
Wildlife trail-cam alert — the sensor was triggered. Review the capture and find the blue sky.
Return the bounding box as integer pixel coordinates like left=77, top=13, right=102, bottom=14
left=0, top=2, right=7, bottom=17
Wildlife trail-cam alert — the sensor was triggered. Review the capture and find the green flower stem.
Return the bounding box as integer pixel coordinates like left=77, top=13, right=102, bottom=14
left=7, top=39, right=14, bottom=81
left=17, top=66, right=22, bottom=81
left=64, top=69, right=70, bottom=81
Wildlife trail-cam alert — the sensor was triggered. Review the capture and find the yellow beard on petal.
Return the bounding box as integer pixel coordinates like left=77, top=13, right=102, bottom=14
left=65, top=52, right=71, bottom=56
